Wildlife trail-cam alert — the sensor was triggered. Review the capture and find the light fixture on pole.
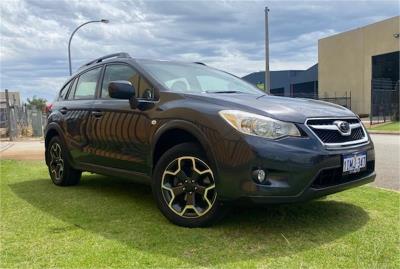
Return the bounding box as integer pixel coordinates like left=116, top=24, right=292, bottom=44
left=68, top=19, right=110, bottom=75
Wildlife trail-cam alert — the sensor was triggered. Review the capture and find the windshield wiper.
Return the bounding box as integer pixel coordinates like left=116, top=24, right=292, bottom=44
left=256, top=94, right=267, bottom=99
left=206, top=90, right=245, bottom=94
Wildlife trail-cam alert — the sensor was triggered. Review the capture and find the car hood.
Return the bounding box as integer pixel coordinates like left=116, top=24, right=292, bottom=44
left=188, top=93, right=356, bottom=123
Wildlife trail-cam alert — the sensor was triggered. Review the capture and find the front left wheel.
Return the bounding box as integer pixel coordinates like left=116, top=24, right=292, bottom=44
left=152, top=143, right=225, bottom=227
left=46, top=136, right=81, bottom=186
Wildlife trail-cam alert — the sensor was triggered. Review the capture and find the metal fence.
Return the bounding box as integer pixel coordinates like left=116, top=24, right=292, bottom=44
left=283, top=91, right=352, bottom=110
left=318, top=95, right=351, bottom=110
left=370, top=79, right=399, bottom=125
left=0, top=101, right=46, bottom=140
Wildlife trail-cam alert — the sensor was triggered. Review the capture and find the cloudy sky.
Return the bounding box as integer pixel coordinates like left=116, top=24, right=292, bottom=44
left=0, top=0, right=398, bottom=102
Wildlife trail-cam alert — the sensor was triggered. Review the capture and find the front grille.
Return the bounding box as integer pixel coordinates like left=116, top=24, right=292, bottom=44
left=311, top=160, right=375, bottom=189
left=313, top=127, right=365, bottom=143
left=306, top=118, right=368, bottom=147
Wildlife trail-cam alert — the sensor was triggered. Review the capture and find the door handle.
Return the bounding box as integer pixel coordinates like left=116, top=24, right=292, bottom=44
left=59, top=107, right=68, bottom=114
left=91, top=111, right=104, bottom=118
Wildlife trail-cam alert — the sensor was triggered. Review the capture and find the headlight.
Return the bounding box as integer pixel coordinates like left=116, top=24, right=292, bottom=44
left=219, top=110, right=301, bottom=139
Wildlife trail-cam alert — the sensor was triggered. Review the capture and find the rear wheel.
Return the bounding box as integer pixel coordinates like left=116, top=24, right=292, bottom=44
left=46, top=136, right=81, bottom=186
left=152, top=143, right=224, bottom=227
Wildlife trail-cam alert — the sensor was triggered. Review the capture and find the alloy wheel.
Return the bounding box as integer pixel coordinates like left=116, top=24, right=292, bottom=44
left=161, top=156, right=217, bottom=218
left=49, top=143, right=64, bottom=181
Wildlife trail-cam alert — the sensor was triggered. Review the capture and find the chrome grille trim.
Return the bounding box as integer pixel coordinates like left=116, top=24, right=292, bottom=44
left=308, top=122, right=361, bottom=130
left=305, top=117, right=369, bottom=149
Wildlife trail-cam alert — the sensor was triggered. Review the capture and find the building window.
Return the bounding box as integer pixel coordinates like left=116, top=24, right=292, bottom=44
left=372, top=51, right=399, bottom=81
left=270, top=87, right=284, bottom=96
left=291, top=81, right=318, bottom=99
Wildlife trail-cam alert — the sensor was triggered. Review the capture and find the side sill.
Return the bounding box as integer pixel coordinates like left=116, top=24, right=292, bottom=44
left=76, top=162, right=151, bottom=185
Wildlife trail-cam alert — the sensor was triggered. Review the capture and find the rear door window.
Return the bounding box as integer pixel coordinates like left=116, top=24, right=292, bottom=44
left=73, top=67, right=101, bottom=99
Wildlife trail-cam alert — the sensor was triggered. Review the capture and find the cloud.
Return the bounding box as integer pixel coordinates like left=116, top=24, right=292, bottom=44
left=0, top=0, right=398, bottom=102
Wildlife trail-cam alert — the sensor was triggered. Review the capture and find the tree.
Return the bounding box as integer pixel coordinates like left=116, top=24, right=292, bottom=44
left=26, top=96, right=47, bottom=111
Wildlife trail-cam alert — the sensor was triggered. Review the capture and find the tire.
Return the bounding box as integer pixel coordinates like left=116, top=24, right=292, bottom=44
left=152, top=142, right=225, bottom=227
left=46, top=136, right=81, bottom=186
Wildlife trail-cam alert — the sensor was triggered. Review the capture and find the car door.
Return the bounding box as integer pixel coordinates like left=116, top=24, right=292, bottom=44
left=59, top=66, right=102, bottom=164
left=87, top=63, right=154, bottom=173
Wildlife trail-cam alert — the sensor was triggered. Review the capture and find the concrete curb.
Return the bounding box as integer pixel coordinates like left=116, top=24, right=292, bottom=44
left=367, top=131, right=400, bottom=135
left=370, top=185, right=400, bottom=193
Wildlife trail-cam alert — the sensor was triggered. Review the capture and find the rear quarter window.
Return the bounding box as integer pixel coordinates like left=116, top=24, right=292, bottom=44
left=67, top=78, right=78, bottom=100
left=59, top=80, right=73, bottom=100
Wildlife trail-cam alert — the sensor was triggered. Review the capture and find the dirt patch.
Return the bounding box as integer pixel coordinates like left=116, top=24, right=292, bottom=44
left=0, top=141, right=45, bottom=160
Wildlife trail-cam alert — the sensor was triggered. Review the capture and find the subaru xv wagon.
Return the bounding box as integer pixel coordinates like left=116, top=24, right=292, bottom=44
left=45, top=52, right=375, bottom=227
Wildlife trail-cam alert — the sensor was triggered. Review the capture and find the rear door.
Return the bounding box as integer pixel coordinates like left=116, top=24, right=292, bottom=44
left=86, top=63, right=154, bottom=173
left=58, top=66, right=102, bottom=164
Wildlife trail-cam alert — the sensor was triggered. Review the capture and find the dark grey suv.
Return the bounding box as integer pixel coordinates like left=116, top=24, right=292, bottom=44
left=45, top=52, right=375, bottom=227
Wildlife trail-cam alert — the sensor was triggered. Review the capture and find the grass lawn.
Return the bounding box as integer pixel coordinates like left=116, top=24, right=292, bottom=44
left=1, top=160, right=399, bottom=268
left=368, top=121, right=400, bottom=132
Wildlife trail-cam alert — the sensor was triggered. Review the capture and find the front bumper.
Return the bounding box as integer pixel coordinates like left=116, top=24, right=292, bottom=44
left=214, top=127, right=375, bottom=203
left=245, top=170, right=375, bottom=204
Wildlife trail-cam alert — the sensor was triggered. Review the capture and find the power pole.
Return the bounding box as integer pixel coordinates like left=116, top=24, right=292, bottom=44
left=4, top=89, right=16, bottom=141
left=265, top=7, right=270, bottom=93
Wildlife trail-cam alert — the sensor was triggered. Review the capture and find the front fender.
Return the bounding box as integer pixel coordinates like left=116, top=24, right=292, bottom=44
left=150, top=119, right=218, bottom=176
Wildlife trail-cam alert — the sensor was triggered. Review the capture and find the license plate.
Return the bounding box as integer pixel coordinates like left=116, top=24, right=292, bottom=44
left=342, top=152, right=367, bottom=174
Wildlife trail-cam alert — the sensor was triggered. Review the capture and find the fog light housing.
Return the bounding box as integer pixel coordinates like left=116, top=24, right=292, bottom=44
left=252, top=169, right=266, bottom=183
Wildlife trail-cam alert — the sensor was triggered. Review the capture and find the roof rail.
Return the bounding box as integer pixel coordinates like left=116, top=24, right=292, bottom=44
left=78, top=52, right=131, bottom=70
left=194, top=62, right=206, bottom=66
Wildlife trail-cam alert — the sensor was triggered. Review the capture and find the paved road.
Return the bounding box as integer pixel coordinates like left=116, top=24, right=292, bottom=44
left=370, top=134, right=400, bottom=191
left=0, top=135, right=399, bottom=190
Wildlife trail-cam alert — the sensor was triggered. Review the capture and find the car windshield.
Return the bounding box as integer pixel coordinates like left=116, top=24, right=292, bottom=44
left=138, top=60, right=264, bottom=95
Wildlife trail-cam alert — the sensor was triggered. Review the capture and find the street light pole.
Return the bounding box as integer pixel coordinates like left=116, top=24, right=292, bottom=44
left=264, top=7, right=270, bottom=93
left=68, top=19, right=109, bottom=75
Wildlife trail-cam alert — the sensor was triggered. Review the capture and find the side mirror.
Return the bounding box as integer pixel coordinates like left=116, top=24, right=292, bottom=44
left=108, top=80, right=135, bottom=100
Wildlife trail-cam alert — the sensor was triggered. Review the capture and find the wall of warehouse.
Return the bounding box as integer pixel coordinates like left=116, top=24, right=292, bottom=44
left=318, top=16, right=400, bottom=116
